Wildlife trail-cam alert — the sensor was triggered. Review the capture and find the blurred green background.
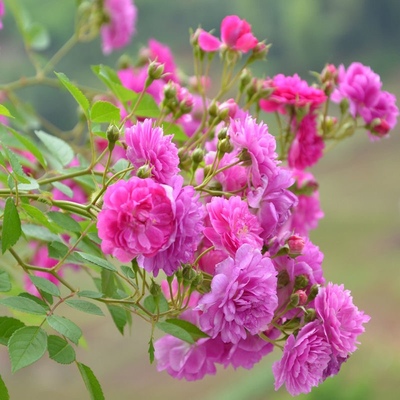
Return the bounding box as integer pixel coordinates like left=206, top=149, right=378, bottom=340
left=1, top=0, right=400, bottom=399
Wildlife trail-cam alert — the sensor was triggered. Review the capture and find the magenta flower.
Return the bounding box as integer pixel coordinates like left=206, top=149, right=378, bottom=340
left=138, top=178, right=204, bottom=276
left=332, top=62, right=382, bottom=120
left=248, top=169, right=297, bottom=242
left=101, top=0, right=137, bottom=55
left=273, top=321, right=331, bottom=396
left=315, top=283, right=371, bottom=358
left=204, top=196, right=263, bottom=256
left=288, top=113, right=325, bottom=170
left=229, top=116, right=278, bottom=188
left=260, top=74, right=327, bottom=114
left=198, top=244, right=278, bottom=344
left=198, top=15, right=258, bottom=53
left=97, top=177, right=175, bottom=262
left=0, top=1, right=5, bottom=30
left=125, top=119, right=180, bottom=185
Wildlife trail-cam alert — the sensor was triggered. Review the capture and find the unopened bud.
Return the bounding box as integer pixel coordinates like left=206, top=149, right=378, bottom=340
left=289, top=293, right=300, bottom=308
left=239, top=68, right=252, bottom=92
left=148, top=60, right=165, bottom=81
left=238, top=148, right=252, bottom=165
left=191, top=148, right=204, bottom=165
left=117, top=54, right=133, bottom=70
left=218, top=98, right=237, bottom=120
left=294, top=274, right=309, bottom=290
left=321, top=63, right=338, bottom=84
left=106, top=124, right=120, bottom=151
left=287, top=235, right=305, bottom=256
left=217, top=127, right=228, bottom=141
left=178, top=148, right=192, bottom=171
left=163, top=82, right=177, bottom=100
left=304, top=308, right=317, bottom=323
left=218, top=137, right=234, bottom=156
left=149, top=280, right=161, bottom=297
left=369, top=118, right=390, bottom=137
left=249, top=41, right=270, bottom=61
left=339, top=98, right=349, bottom=115
left=295, top=290, right=308, bottom=306
left=191, top=273, right=203, bottom=289
left=307, top=284, right=320, bottom=302
left=208, top=102, right=219, bottom=117
left=136, top=164, right=152, bottom=179
left=182, top=265, right=196, bottom=286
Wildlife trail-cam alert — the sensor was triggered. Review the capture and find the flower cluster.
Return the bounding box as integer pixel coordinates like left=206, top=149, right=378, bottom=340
left=0, top=3, right=393, bottom=398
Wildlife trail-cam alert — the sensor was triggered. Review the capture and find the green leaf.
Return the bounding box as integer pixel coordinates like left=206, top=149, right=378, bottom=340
left=77, top=252, right=117, bottom=271
left=18, top=292, right=50, bottom=310
left=0, top=270, right=12, bottom=292
left=0, top=374, right=10, bottom=400
left=91, top=101, right=120, bottom=123
left=1, top=198, right=22, bottom=254
left=78, top=290, right=104, bottom=299
left=2, top=147, right=30, bottom=183
left=148, top=337, right=155, bottom=364
left=22, top=224, right=60, bottom=242
left=29, top=276, right=61, bottom=297
left=21, top=204, right=60, bottom=234
left=106, top=305, right=127, bottom=335
left=77, top=362, right=105, bottom=400
left=65, top=299, right=104, bottom=316
left=17, top=177, right=40, bottom=191
left=55, top=72, right=90, bottom=116
left=35, top=130, right=74, bottom=167
left=0, top=296, right=47, bottom=315
left=47, top=240, right=69, bottom=260
left=156, top=319, right=209, bottom=344
left=134, top=93, right=160, bottom=118
left=52, top=181, right=74, bottom=198
left=143, top=294, right=169, bottom=314
left=47, top=315, right=82, bottom=345
left=7, top=127, right=46, bottom=168
left=0, top=317, right=25, bottom=346
left=26, top=22, right=50, bottom=51
left=8, top=326, right=48, bottom=372
left=47, top=335, right=75, bottom=365
left=162, top=122, right=189, bottom=141
left=0, top=104, right=13, bottom=118
left=47, top=211, right=81, bottom=233
left=120, top=265, right=135, bottom=280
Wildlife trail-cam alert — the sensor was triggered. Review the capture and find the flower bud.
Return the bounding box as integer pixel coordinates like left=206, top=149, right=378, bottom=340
left=304, top=308, right=317, bottom=323
left=191, top=148, right=204, bottom=165
left=136, top=164, right=152, bottom=179
left=117, top=54, right=133, bottom=70
left=289, top=293, right=300, bottom=308
left=178, top=148, right=192, bottom=171
left=369, top=118, right=390, bottom=136
left=150, top=280, right=162, bottom=297
left=282, top=317, right=301, bottom=330
left=163, top=82, right=177, bottom=100
left=294, top=274, right=309, bottom=290
left=307, top=284, right=319, bottom=302
left=106, top=124, right=120, bottom=151
left=239, top=68, right=252, bottom=92
left=217, top=137, right=234, bottom=156
left=287, top=235, right=305, bottom=256
left=191, top=273, right=203, bottom=289
left=218, top=99, right=238, bottom=120
left=148, top=60, right=165, bottom=81
left=249, top=41, right=270, bottom=61
left=182, top=264, right=196, bottom=286
left=208, top=101, right=219, bottom=117
left=295, top=290, right=308, bottom=306
left=217, top=128, right=228, bottom=141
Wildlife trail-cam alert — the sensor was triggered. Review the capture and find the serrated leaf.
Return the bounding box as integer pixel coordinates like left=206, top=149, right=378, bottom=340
left=47, top=335, right=75, bottom=364
left=91, top=101, right=120, bottom=123
left=77, top=252, right=117, bottom=271
left=106, top=305, right=127, bottom=335
left=29, top=275, right=61, bottom=297
left=17, top=177, right=39, bottom=191
left=22, top=224, right=60, bottom=242
left=8, top=326, right=47, bottom=372
left=26, top=22, right=50, bottom=51
left=47, top=315, right=82, bottom=345
left=0, top=296, right=48, bottom=315
left=35, top=130, right=74, bottom=167
left=65, top=300, right=104, bottom=316
left=2, top=198, right=22, bottom=254
left=7, top=127, right=46, bottom=168
left=0, top=105, right=13, bottom=118
left=134, top=93, right=160, bottom=118
left=21, top=204, right=60, bottom=233
left=18, top=292, right=51, bottom=309
left=78, top=290, right=104, bottom=299
left=0, top=317, right=25, bottom=346
left=2, top=146, right=30, bottom=183
left=143, top=294, right=169, bottom=314
left=55, top=72, right=90, bottom=116
left=47, top=240, right=69, bottom=260
left=47, top=211, right=81, bottom=233
left=0, top=270, right=12, bottom=292
left=77, top=362, right=105, bottom=400
left=52, top=181, right=74, bottom=198
left=156, top=319, right=209, bottom=344
left=0, top=374, right=10, bottom=400
left=148, top=337, right=155, bottom=364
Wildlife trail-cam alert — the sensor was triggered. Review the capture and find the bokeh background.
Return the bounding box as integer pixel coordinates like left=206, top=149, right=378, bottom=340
left=1, top=0, right=400, bottom=399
